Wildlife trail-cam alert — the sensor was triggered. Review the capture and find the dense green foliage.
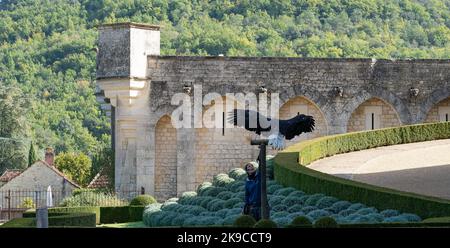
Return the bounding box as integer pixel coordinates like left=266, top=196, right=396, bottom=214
left=4, top=212, right=96, bottom=227
left=234, top=215, right=257, bottom=227
left=59, top=190, right=127, bottom=207
left=274, top=122, right=450, bottom=219
left=54, top=152, right=92, bottom=186
left=23, top=206, right=101, bottom=223
left=130, top=194, right=157, bottom=206
left=254, top=219, right=278, bottom=228
left=142, top=159, right=421, bottom=227
left=100, top=206, right=145, bottom=223
left=313, top=216, right=339, bottom=228
left=1, top=0, right=450, bottom=177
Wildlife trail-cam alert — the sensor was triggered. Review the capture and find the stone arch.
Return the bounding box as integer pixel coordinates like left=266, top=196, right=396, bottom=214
left=420, top=88, right=450, bottom=123
left=154, top=115, right=177, bottom=201
left=279, top=84, right=334, bottom=132
left=347, top=97, right=402, bottom=132
left=342, top=87, right=411, bottom=131
left=279, top=96, right=329, bottom=146
left=194, top=95, right=258, bottom=185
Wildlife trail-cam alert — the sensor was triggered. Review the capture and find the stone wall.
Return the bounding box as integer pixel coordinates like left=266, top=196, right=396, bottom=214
left=97, top=23, right=450, bottom=199
left=155, top=115, right=177, bottom=200
left=347, top=98, right=402, bottom=132
left=425, top=97, right=450, bottom=123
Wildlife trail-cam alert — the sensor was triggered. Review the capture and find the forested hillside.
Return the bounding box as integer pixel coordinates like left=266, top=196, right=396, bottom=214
left=1, top=0, right=450, bottom=181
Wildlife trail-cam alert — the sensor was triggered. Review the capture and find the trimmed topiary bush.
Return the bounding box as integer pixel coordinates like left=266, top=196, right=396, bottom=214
left=213, top=173, right=235, bottom=187
left=224, top=198, right=242, bottom=209
left=304, top=194, right=325, bottom=206
left=281, top=196, right=304, bottom=206
left=271, top=204, right=287, bottom=212
left=273, top=187, right=296, bottom=196
left=234, top=215, right=256, bottom=227
left=197, top=182, right=213, bottom=195
left=287, top=204, right=304, bottom=213
left=287, top=191, right=305, bottom=198
left=287, top=212, right=306, bottom=220
left=179, top=191, right=197, bottom=205
left=347, top=203, right=366, bottom=211
left=314, top=217, right=339, bottom=228
left=171, top=214, right=194, bottom=226
left=268, top=185, right=283, bottom=194
left=307, top=209, right=331, bottom=221
left=301, top=206, right=318, bottom=214
left=271, top=211, right=289, bottom=219
left=273, top=217, right=290, bottom=227
left=316, top=196, right=338, bottom=209
left=228, top=168, right=247, bottom=180
left=268, top=196, right=284, bottom=206
left=291, top=215, right=312, bottom=227
left=254, top=219, right=278, bottom=228
left=380, top=209, right=400, bottom=218
left=355, top=207, right=378, bottom=215
left=130, top=195, right=156, bottom=206
left=331, top=201, right=352, bottom=213
left=217, top=191, right=233, bottom=200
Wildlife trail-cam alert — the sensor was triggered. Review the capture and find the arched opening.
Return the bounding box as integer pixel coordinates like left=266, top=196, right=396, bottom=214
left=279, top=96, right=328, bottom=146
left=347, top=97, right=401, bottom=132
left=424, top=96, right=450, bottom=123
left=194, top=96, right=258, bottom=185
left=155, top=115, right=177, bottom=201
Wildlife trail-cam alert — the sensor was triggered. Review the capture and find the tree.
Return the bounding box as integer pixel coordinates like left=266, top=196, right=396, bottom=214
left=28, top=142, right=37, bottom=167
left=54, top=152, right=92, bottom=187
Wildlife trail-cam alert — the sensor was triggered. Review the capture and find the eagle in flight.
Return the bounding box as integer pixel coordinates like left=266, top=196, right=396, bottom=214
left=227, top=109, right=315, bottom=150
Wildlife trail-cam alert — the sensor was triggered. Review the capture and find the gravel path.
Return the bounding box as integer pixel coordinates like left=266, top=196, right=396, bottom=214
left=308, top=139, right=450, bottom=200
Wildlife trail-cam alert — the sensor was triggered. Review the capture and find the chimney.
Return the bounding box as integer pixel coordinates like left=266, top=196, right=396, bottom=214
left=45, top=147, right=55, bottom=166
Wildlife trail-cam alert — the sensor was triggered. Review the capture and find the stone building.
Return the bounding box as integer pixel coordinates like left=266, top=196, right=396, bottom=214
left=96, top=22, right=450, bottom=200
left=0, top=149, right=79, bottom=208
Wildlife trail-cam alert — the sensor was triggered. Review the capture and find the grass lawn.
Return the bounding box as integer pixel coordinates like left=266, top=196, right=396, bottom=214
left=97, top=221, right=146, bottom=228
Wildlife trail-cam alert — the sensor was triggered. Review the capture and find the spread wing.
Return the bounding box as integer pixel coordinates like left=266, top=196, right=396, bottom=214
left=227, top=109, right=272, bottom=135
left=279, top=114, right=315, bottom=140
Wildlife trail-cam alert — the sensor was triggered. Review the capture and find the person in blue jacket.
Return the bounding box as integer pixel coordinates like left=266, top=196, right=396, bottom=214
left=243, top=162, right=264, bottom=221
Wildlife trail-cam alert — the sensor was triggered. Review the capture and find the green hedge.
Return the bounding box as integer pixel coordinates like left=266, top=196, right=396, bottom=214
left=100, top=206, right=145, bottom=224
left=274, top=122, right=450, bottom=219
left=1, top=213, right=96, bottom=228
left=23, top=206, right=101, bottom=224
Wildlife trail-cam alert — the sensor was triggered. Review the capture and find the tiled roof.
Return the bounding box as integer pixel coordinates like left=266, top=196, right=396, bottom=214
left=40, top=160, right=80, bottom=188
left=88, top=169, right=111, bottom=189
left=0, top=169, right=23, bottom=183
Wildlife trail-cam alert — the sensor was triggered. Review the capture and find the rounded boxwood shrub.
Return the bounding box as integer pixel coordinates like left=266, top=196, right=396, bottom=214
left=266, top=180, right=278, bottom=187
left=215, top=209, right=230, bottom=218
left=287, top=204, right=304, bottom=213
left=217, top=191, right=233, bottom=200
left=202, top=186, right=227, bottom=197
left=197, top=182, right=213, bottom=195
left=198, top=216, right=222, bottom=226
left=183, top=216, right=200, bottom=227
left=315, top=196, right=338, bottom=209
left=160, top=211, right=178, bottom=226
left=281, top=196, right=304, bottom=206
left=161, top=202, right=181, bottom=212
left=287, top=212, right=306, bottom=220
left=234, top=215, right=256, bottom=227
left=314, top=217, right=339, bottom=228
left=199, top=211, right=214, bottom=217
left=228, top=168, right=247, bottom=180
left=268, top=196, right=284, bottom=206
left=338, top=209, right=356, bottom=217
left=213, top=173, right=235, bottom=187
left=207, top=199, right=225, bottom=212
left=271, top=211, right=289, bottom=219
left=171, top=214, right=193, bottom=226
left=223, top=214, right=240, bottom=225
left=130, top=194, right=156, bottom=206
left=307, top=209, right=331, bottom=221
left=271, top=204, right=287, bottom=212
left=254, top=219, right=278, bottom=228
left=287, top=191, right=305, bottom=198
left=380, top=209, right=400, bottom=218
left=233, top=202, right=244, bottom=208
left=228, top=208, right=243, bottom=216
left=304, top=194, right=325, bottom=206
left=366, top=213, right=384, bottom=223
left=224, top=198, right=242, bottom=209
left=273, top=217, right=290, bottom=227
left=355, top=207, right=378, bottom=215
left=232, top=191, right=245, bottom=199
left=398, top=213, right=421, bottom=222
left=347, top=203, right=366, bottom=211
left=229, top=182, right=245, bottom=193
left=268, top=185, right=283, bottom=194
left=383, top=216, right=409, bottom=223
left=291, top=216, right=312, bottom=227
left=199, top=197, right=216, bottom=209
left=185, top=205, right=207, bottom=215
left=331, top=201, right=352, bottom=213
left=301, top=206, right=318, bottom=214
left=179, top=191, right=197, bottom=204
left=273, top=187, right=296, bottom=196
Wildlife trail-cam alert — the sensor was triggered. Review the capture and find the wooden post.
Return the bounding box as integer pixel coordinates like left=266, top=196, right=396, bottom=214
left=251, top=139, right=269, bottom=220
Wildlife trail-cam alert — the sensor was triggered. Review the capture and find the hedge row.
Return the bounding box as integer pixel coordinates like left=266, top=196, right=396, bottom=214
left=1, top=213, right=96, bottom=228
left=274, top=122, right=450, bottom=219
left=100, top=206, right=145, bottom=224
left=23, top=206, right=101, bottom=224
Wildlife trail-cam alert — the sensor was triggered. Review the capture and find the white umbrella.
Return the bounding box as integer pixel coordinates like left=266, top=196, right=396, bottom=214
left=46, top=185, right=53, bottom=207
